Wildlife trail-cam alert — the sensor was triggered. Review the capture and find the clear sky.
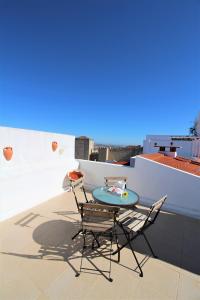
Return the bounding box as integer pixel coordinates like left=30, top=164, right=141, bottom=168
left=0, top=0, right=200, bottom=145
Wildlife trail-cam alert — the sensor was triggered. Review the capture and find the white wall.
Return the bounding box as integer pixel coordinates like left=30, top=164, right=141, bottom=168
left=78, top=157, right=200, bottom=219
left=131, top=157, right=200, bottom=219
left=0, top=127, right=78, bottom=221
left=192, top=139, right=200, bottom=158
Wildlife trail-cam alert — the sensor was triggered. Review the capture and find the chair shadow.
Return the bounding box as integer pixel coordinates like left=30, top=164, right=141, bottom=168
left=2, top=206, right=199, bottom=278
left=14, top=212, right=43, bottom=228
left=53, top=210, right=79, bottom=222
left=2, top=219, right=138, bottom=279
left=2, top=220, right=82, bottom=275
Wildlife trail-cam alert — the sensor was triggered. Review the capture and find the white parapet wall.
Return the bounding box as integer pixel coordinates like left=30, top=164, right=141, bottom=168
left=0, top=127, right=78, bottom=221
left=78, top=157, right=200, bottom=219
left=131, top=156, right=200, bottom=219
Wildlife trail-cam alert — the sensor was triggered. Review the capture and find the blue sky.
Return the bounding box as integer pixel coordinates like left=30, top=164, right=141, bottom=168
left=0, top=0, right=200, bottom=145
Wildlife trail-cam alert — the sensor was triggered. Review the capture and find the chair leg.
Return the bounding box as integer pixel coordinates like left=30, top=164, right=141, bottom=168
left=112, top=223, right=129, bottom=255
left=82, top=231, right=87, bottom=249
left=91, top=232, right=100, bottom=249
left=114, top=227, right=120, bottom=263
left=82, top=186, right=89, bottom=203
left=122, top=227, right=143, bottom=277
left=108, top=232, right=113, bottom=282
left=142, top=232, right=157, bottom=258
left=72, top=229, right=82, bottom=240
left=76, top=230, right=114, bottom=282
left=77, top=230, right=87, bottom=277
left=76, top=231, right=87, bottom=278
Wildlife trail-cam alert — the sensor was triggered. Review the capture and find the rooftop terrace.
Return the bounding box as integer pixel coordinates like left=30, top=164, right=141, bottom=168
left=1, top=191, right=200, bottom=300
left=1, top=127, right=200, bottom=299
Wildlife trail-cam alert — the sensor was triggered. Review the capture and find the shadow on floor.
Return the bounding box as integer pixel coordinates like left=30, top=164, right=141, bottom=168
left=1, top=208, right=200, bottom=277
left=14, top=212, right=43, bottom=227
left=1, top=218, right=120, bottom=278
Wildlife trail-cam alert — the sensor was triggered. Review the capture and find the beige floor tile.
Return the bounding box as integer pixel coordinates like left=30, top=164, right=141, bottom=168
left=0, top=256, right=41, bottom=300
left=85, top=268, right=140, bottom=300
left=45, top=268, right=97, bottom=300
left=177, top=273, right=200, bottom=300
left=138, top=258, right=179, bottom=299
left=36, top=293, right=50, bottom=300
left=0, top=225, right=34, bottom=252
left=178, top=268, right=200, bottom=283
left=134, top=281, right=173, bottom=300
left=22, top=257, right=71, bottom=291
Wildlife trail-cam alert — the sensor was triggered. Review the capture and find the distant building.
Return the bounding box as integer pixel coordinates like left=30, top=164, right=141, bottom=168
left=75, top=136, right=94, bottom=160
left=143, top=135, right=200, bottom=160
left=98, top=147, right=109, bottom=162
left=98, top=145, right=142, bottom=162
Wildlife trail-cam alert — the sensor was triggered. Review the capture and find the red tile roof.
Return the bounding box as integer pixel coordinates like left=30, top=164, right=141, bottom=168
left=140, top=153, right=200, bottom=176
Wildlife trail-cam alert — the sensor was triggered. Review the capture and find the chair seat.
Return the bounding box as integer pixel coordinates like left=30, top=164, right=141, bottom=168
left=119, top=209, right=148, bottom=233
left=82, top=216, right=114, bottom=232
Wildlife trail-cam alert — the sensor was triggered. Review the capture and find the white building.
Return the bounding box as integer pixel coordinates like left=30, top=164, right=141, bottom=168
left=143, top=135, right=200, bottom=160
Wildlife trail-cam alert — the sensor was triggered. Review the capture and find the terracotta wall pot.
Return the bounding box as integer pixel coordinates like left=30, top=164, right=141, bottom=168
left=52, top=141, right=58, bottom=152
left=68, top=171, right=84, bottom=181
left=3, top=147, right=13, bottom=161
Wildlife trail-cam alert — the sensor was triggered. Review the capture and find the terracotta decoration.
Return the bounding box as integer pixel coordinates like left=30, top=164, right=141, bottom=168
left=3, top=147, right=13, bottom=161
left=68, top=170, right=84, bottom=181
left=52, top=141, right=58, bottom=152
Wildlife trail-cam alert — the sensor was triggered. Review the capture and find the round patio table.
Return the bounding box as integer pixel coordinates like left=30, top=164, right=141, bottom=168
left=92, top=187, right=139, bottom=208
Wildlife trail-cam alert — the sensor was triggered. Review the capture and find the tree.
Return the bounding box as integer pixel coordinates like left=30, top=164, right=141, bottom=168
left=189, top=112, right=200, bottom=136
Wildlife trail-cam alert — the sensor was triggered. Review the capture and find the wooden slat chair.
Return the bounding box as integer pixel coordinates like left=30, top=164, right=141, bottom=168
left=70, top=178, right=94, bottom=240
left=113, top=195, right=167, bottom=277
left=76, top=203, right=120, bottom=282
left=70, top=177, right=89, bottom=211
left=104, top=176, right=128, bottom=189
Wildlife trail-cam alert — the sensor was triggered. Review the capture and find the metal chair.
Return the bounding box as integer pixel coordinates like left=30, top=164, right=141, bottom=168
left=113, top=195, right=167, bottom=277
left=70, top=177, right=89, bottom=211
left=76, top=203, right=120, bottom=282
left=70, top=177, right=93, bottom=240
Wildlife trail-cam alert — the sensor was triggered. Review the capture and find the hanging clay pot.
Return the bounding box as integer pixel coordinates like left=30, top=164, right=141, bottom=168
left=52, top=141, right=58, bottom=152
left=3, top=147, right=13, bottom=161
left=68, top=170, right=84, bottom=181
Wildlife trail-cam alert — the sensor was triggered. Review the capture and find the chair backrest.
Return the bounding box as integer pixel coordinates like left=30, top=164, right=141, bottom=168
left=79, top=203, right=119, bottom=227
left=70, top=178, right=88, bottom=211
left=104, top=176, right=128, bottom=189
left=142, top=195, right=167, bottom=230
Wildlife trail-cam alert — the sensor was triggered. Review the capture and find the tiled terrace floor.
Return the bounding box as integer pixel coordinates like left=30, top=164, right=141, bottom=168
left=0, top=191, right=200, bottom=300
